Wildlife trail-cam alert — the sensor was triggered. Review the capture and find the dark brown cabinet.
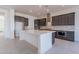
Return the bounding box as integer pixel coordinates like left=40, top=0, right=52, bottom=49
left=52, top=16, right=59, bottom=25
left=52, top=32, right=55, bottom=44
left=67, top=13, right=75, bottom=25
left=34, top=19, right=40, bottom=29
left=55, top=31, right=74, bottom=42
left=22, top=17, right=28, bottom=26
left=15, top=16, right=28, bottom=26
left=15, top=16, right=22, bottom=22
left=34, top=18, right=46, bottom=29
left=66, top=31, right=74, bottom=41
left=40, top=18, right=46, bottom=26
left=52, top=12, right=75, bottom=26
left=61, top=15, right=65, bottom=25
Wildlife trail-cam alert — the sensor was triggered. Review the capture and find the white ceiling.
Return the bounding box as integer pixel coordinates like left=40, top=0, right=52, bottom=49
left=0, top=5, right=78, bottom=17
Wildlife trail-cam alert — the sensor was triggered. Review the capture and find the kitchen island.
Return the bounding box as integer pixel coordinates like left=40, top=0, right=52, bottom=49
left=20, top=30, right=55, bottom=54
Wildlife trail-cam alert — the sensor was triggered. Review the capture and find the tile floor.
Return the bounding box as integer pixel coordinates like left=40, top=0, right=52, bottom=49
left=0, top=34, right=37, bottom=54
left=0, top=33, right=79, bottom=54
left=46, top=39, right=79, bottom=54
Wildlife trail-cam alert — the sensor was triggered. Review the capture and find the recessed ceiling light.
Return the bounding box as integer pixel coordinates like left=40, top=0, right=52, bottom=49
left=47, top=8, right=50, bottom=13
left=44, top=5, right=48, bottom=7
left=39, top=5, right=42, bottom=8
left=61, top=5, right=65, bottom=7
left=29, top=10, right=32, bottom=13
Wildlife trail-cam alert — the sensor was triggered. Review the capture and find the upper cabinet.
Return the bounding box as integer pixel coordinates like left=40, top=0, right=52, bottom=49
left=40, top=18, right=46, bottom=26
left=15, top=16, right=28, bottom=26
left=34, top=18, right=46, bottom=26
left=34, top=19, right=40, bottom=29
left=34, top=18, right=46, bottom=30
left=52, top=12, right=75, bottom=26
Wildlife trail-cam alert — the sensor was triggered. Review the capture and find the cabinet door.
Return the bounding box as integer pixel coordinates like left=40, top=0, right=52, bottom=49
left=52, top=17, right=55, bottom=25
left=58, top=15, right=62, bottom=25
left=43, top=18, right=46, bottom=26
left=15, top=16, right=22, bottom=22
left=15, top=16, right=28, bottom=27
left=54, top=16, right=59, bottom=26
left=52, top=12, right=75, bottom=26
left=52, top=16, right=62, bottom=26
left=62, top=13, right=75, bottom=25
left=34, top=19, right=40, bottom=26
left=23, top=18, right=28, bottom=26
left=40, top=18, right=46, bottom=26
left=62, top=14, right=68, bottom=25
left=52, top=33, right=55, bottom=44
left=52, top=15, right=68, bottom=26
left=68, top=13, right=75, bottom=25
left=66, top=31, right=74, bottom=41
left=34, top=19, right=40, bottom=29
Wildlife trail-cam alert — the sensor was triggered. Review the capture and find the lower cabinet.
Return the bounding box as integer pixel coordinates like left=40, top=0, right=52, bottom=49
left=66, top=31, right=74, bottom=41
left=52, top=33, right=55, bottom=44
left=55, top=31, right=74, bottom=42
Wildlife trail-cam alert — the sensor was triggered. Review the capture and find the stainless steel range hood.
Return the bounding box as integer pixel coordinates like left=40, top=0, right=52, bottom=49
left=46, top=12, right=52, bottom=29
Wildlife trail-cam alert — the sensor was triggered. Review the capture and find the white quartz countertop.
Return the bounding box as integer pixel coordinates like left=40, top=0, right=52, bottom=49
left=21, top=30, right=56, bottom=35
left=40, top=26, right=75, bottom=31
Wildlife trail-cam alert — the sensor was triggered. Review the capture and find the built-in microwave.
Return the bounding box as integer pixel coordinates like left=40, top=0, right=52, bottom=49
left=57, top=31, right=67, bottom=37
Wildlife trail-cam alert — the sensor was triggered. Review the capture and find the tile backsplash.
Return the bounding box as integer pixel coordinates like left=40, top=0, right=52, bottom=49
left=40, top=26, right=75, bottom=31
